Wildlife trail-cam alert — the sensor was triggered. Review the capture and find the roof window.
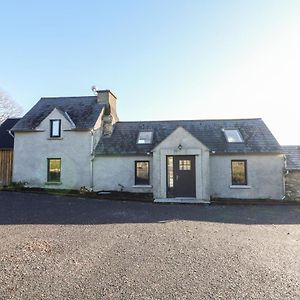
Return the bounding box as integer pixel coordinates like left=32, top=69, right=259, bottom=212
left=137, top=131, right=153, bottom=144
left=224, top=129, right=244, bottom=143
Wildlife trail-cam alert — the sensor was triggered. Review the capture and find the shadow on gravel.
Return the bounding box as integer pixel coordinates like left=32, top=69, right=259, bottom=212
left=0, top=191, right=300, bottom=225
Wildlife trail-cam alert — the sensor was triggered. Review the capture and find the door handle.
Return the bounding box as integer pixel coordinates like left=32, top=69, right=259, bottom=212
left=176, top=175, right=179, bottom=181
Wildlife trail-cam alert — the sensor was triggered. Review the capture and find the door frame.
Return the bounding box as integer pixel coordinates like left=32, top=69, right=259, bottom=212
left=166, top=155, right=196, bottom=198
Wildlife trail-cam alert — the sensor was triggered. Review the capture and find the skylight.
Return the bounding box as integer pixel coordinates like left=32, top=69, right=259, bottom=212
left=224, top=129, right=244, bottom=143
left=137, top=131, right=153, bottom=144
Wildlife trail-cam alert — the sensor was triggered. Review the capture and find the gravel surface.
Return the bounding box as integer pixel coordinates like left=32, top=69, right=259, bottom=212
left=0, top=191, right=300, bottom=300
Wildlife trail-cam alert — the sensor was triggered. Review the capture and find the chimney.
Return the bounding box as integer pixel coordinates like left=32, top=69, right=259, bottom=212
left=95, top=89, right=115, bottom=105
left=102, top=115, right=113, bottom=136
left=91, top=87, right=119, bottom=123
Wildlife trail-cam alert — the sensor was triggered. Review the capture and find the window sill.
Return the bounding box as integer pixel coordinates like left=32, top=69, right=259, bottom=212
left=132, top=185, right=152, bottom=188
left=230, top=185, right=251, bottom=189
left=45, top=182, right=62, bottom=185
left=47, top=137, right=63, bottom=140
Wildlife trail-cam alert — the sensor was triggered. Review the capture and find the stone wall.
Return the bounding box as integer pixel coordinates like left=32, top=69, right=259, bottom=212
left=285, top=171, right=300, bottom=201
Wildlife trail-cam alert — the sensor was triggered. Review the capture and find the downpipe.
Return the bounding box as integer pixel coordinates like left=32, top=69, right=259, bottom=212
left=90, top=130, right=94, bottom=191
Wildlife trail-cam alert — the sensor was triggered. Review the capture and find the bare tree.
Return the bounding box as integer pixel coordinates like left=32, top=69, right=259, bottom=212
left=0, top=89, right=23, bottom=124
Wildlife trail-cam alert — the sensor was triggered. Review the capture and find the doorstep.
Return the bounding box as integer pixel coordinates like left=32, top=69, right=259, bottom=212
left=154, top=198, right=210, bottom=204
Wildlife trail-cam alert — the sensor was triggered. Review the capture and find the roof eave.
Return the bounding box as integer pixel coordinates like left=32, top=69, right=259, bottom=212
left=210, top=151, right=283, bottom=155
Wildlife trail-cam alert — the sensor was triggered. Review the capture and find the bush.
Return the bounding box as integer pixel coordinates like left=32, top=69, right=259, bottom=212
left=79, top=186, right=92, bottom=195
left=8, top=181, right=27, bottom=191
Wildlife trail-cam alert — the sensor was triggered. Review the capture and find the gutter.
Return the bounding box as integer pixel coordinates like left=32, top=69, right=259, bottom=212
left=8, top=130, right=14, bottom=138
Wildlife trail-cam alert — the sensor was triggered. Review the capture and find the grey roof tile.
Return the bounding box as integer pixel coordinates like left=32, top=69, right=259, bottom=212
left=96, top=118, right=282, bottom=155
left=12, top=96, right=105, bottom=131
left=0, top=118, right=21, bottom=149
left=281, top=145, right=300, bottom=170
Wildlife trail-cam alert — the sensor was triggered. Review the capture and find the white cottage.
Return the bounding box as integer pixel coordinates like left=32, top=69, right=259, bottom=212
left=12, top=89, right=285, bottom=203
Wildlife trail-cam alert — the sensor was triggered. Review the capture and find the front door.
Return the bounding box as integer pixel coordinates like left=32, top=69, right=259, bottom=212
left=167, top=155, right=196, bottom=198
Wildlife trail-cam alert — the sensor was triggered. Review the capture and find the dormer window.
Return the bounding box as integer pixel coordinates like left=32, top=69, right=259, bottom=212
left=137, top=131, right=153, bottom=144
left=224, top=129, right=243, bottom=143
left=50, top=120, right=61, bottom=138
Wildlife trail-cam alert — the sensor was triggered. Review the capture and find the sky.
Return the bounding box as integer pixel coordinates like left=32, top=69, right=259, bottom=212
left=1, top=0, right=300, bottom=144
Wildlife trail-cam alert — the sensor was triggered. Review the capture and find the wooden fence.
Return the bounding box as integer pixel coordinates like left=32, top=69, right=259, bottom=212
left=0, top=150, right=13, bottom=186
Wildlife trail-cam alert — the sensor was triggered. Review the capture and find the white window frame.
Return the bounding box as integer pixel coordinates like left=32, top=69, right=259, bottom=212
left=50, top=119, right=61, bottom=138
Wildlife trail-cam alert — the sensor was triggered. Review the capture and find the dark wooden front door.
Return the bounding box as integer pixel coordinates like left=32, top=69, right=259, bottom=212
left=167, top=155, right=196, bottom=198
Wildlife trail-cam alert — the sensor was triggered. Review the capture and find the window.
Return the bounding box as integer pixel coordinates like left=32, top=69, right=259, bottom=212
left=135, top=161, right=150, bottom=185
left=224, top=129, right=243, bottom=143
left=231, top=160, right=247, bottom=185
left=50, top=120, right=61, bottom=138
left=47, top=158, right=61, bottom=182
left=179, top=159, right=191, bottom=170
left=137, top=131, right=153, bottom=144
left=167, top=156, right=174, bottom=188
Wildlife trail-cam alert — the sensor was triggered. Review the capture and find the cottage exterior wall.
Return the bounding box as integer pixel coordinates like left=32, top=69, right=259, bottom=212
left=93, top=156, right=153, bottom=193
left=13, top=109, right=92, bottom=189
left=11, top=94, right=285, bottom=202
left=210, top=154, right=285, bottom=200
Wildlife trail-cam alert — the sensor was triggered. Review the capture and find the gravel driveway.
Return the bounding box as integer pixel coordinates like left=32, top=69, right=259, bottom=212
left=0, top=191, right=299, bottom=300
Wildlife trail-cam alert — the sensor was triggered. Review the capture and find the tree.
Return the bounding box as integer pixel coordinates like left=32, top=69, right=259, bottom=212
left=0, top=89, right=23, bottom=124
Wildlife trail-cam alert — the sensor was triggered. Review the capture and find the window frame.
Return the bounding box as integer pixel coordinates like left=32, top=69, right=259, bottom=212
left=179, top=159, right=192, bottom=171
left=166, top=155, right=174, bottom=197
left=47, top=158, right=61, bottom=183
left=231, top=160, right=247, bottom=186
left=224, top=129, right=244, bottom=143
left=135, top=160, right=150, bottom=185
left=136, top=131, right=153, bottom=144
left=50, top=119, right=61, bottom=138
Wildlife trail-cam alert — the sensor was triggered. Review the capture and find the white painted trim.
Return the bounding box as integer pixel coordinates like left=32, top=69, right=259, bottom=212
left=64, top=111, right=76, bottom=129
left=132, top=185, right=152, bottom=188
left=230, top=185, right=251, bottom=189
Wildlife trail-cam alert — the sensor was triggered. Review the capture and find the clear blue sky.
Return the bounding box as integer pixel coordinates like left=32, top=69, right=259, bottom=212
left=1, top=0, right=300, bottom=144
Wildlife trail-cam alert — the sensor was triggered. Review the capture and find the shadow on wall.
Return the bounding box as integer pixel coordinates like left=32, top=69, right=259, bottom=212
left=0, top=191, right=300, bottom=225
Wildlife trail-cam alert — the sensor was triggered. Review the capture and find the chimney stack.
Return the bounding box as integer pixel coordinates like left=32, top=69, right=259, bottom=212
left=96, top=90, right=110, bottom=105
left=91, top=87, right=119, bottom=123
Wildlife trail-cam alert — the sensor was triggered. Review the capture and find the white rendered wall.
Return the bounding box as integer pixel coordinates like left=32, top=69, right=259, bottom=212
left=210, top=154, right=285, bottom=200
left=13, top=108, right=92, bottom=189
left=93, top=156, right=153, bottom=193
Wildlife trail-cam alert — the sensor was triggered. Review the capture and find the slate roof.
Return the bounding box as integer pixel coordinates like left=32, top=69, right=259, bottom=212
left=12, top=96, right=105, bottom=131
left=0, top=118, right=21, bottom=149
left=281, top=146, right=300, bottom=170
left=95, top=118, right=282, bottom=155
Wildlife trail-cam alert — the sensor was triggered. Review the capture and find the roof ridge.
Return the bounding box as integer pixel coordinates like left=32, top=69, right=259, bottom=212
left=40, top=95, right=96, bottom=100
left=116, top=118, right=263, bottom=124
